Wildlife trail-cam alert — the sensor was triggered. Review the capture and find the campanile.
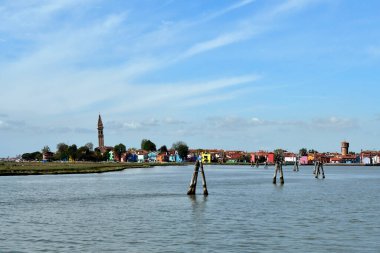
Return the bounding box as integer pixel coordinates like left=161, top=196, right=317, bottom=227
left=98, top=114, right=104, bottom=148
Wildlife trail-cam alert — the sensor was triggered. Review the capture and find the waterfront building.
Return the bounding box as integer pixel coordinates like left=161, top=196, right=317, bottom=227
left=157, top=153, right=169, bottom=163
left=148, top=152, right=158, bottom=162
left=250, top=151, right=275, bottom=164
left=266, top=152, right=275, bottom=164
left=201, top=153, right=211, bottom=163
left=284, top=152, right=297, bottom=163
left=168, top=150, right=182, bottom=162
left=137, top=150, right=148, bottom=163
left=299, top=156, right=309, bottom=165
left=42, top=152, right=54, bottom=162
left=330, top=157, right=342, bottom=164
left=225, top=151, right=243, bottom=163
left=361, top=151, right=380, bottom=165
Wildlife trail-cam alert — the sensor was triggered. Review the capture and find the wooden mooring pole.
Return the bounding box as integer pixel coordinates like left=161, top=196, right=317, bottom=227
left=200, top=161, right=208, bottom=195
left=187, top=160, right=208, bottom=195
left=314, top=160, right=325, bottom=179
left=293, top=155, right=299, bottom=172
left=273, top=161, right=284, bottom=184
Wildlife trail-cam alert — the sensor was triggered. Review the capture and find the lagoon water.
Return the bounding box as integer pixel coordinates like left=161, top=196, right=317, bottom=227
left=1, top=165, right=380, bottom=252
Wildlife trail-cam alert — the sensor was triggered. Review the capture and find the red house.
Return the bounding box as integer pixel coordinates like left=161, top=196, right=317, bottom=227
left=267, top=152, right=274, bottom=164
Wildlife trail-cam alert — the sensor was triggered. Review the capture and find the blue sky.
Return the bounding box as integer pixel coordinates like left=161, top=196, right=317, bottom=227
left=1, top=0, right=380, bottom=157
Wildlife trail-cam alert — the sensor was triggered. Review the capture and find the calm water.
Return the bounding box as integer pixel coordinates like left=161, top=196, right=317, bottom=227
left=1, top=165, right=380, bottom=252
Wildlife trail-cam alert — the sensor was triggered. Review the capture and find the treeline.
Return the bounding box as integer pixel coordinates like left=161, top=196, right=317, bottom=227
left=22, top=142, right=105, bottom=162
left=21, top=139, right=189, bottom=162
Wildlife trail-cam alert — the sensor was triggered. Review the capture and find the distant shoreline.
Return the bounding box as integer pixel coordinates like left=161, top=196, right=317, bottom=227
left=0, top=162, right=186, bottom=176
left=1, top=161, right=378, bottom=176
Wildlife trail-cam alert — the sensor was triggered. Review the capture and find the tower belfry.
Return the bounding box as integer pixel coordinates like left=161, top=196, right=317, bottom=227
left=98, top=114, right=104, bottom=148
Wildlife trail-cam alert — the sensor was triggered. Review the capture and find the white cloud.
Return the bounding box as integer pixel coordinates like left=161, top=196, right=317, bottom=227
left=266, top=0, right=318, bottom=18
left=206, top=116, right=272, bottom=130
left=311, top=116, right=359, bottom=130
left=179, top=31, right=253, bottom=59
left=368, top=46, right=380, bottom=58
left=0, top=0, right=93, bottom=34
left=0, top=0, right=322, bottom=119
left=178, top=0, right=320, bottom=60
left=109, top=74, right=260, bottom=114
left=197, top=0, right=255, bottom=23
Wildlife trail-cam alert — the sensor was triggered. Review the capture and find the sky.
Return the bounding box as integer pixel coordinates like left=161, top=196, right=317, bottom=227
left=1, top=0, right=380, bottom=157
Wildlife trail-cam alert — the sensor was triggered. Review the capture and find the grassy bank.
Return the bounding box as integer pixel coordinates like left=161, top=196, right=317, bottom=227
left=0, top=161, right=186, bottom=176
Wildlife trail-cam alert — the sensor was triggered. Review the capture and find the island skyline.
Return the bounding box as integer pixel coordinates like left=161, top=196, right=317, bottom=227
left=1, top=1, right=380, bottom=157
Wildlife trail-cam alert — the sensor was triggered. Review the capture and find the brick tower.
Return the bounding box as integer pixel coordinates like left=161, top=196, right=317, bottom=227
left=98, top=114, right=104, bottom=148
left=341, top=141, right=349, bottom=156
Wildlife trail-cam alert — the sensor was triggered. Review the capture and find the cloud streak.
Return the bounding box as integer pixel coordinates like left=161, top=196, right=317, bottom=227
left=0, top=0, right=321, bottom=119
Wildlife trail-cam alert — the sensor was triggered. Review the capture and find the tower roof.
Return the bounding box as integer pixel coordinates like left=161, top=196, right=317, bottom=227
left=98, top=114, right=103, bottom=128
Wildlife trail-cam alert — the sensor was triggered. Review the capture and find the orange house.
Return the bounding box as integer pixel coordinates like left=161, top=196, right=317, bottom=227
left=157, top=153, right=169, bottom=163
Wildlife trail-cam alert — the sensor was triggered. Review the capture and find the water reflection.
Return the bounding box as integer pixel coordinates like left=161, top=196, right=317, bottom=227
left=188, top=195, right=208, bottom=213
left=273, top=183, right=284, bottom=191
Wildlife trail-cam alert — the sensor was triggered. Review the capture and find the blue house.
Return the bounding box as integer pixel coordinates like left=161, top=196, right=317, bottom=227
left=127, top=153, right=138, bottom=162
left=169, top=151, right=183, bottom=162
left=148, top=152, right=158, bottom=162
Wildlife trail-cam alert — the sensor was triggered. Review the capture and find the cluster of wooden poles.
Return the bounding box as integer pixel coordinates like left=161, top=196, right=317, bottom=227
left=187, top=160, right=208, bottom=195
left=187, top=159, right=325, bottom=195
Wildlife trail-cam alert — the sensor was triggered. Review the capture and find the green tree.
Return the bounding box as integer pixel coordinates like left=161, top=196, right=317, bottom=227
left=103, top=150, right=111, bottom=161
left=56, top=143, right=69, bottom=161
left=141, top=139, right=156, bottom=151
left=240, top=153, right=251, bottom=163
left=68, top=144, right=78, bottom=161
left=94, top=148, right=103, bottom=161
left=257, top=156, right=267, bottom=163
left=299, top=148, right=307, bottom=156
left=308, top=149, right=318, bottom=154
left=172, top=141, right=189, bottom=160
left=85, top=142, right=94, bottom=151
left=22, top=152, right=42, bottom=161
left=158, top=145, right=168, bottom=153
left=77, top=145, right=90, bottom=161
left=274, top=149, right=285, bottom=162
left=22, top=153, right=32, bottom=160
left=33, top=152, right=42, bottom=161
left=42, top=146, right=50, bottom=153
left=114, top=143, right=126, bottom=161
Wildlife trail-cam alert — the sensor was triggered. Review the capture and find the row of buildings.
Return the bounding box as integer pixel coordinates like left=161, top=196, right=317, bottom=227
left=96, top=116, right=380, bottom=165
left=102, top=146, right=380, bottom=166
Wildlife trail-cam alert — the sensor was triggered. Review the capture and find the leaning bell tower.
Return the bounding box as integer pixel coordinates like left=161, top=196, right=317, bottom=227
left=98, top=114, right=104, bottom=148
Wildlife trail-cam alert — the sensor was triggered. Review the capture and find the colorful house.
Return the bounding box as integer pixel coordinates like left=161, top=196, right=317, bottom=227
left=341, top=154, right=359, bottom=164
left=330, top=157, right=342, bottom=164
left=225, top=151, right=244, bottom=163
left=127, top=153, right=138, bottom=162
left=201, top=153, right=211, bottom=163
left=137, top=150, right=148, bottom=163
left=169, top=151, right=183, bottom=162
left=267, top=153, right=274, bottom=164
left=299, top=156, right=308, bottom=165
left=148, top=152, right=158, bottom=162
left=250, top=151, right=274, bottom=164
left=157, top=153, right=169, bottom=163
left=42, top=152, right=54, bottom=162
left=284, top=152, right=296, bottom=163
left=307, top=153, right=315, bottom=163
left=361, top=151, right=380, bottom=164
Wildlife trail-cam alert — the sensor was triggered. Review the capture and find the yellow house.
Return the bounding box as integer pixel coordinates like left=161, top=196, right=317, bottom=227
left=201, top=153, right=211, bottom=163
left=307, top=153, right=315, bottom=163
